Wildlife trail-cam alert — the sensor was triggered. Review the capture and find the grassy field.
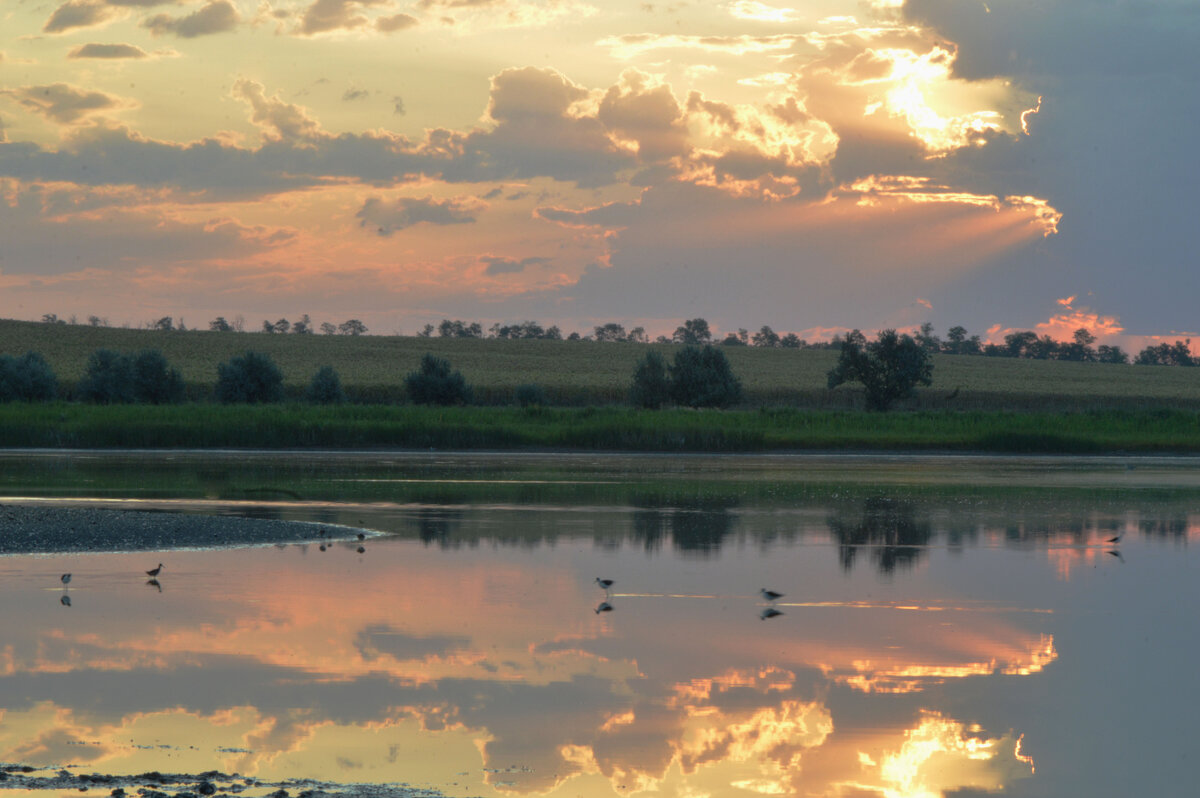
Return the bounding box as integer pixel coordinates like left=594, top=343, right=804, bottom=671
left=2, top=403, right=1200, bottom=452
left=4, top=317, right=1200, bottom=410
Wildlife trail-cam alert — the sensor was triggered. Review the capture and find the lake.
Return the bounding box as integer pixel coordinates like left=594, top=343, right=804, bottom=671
left=1, top=451, right=1197, bottom=798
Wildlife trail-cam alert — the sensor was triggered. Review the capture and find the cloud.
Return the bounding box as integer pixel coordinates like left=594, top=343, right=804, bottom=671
left=392, top=96, right=406, bottom=115
left=2, top=83, right=132, bottom=125
left=297, top=0, right=389, bottom=35
left=233, top=79, right=324, bottom=143
left=597, top=70, right=689, bottom=162
left=414, top=0, right=597, bottom=31
left=376, top=13, right=418, bottom=33
left=727, top=1, right=799, bottom=23
left=356, top=195, right=482, bottom=235
left=67, top=43, right=150, bottom=59
left=143, top=0, right=240, bottom=38
left=43, top=0, right=121, bottom=34
left=481, top=255, right=550, bottom=275
left=342, top=88, right=370, bottom=102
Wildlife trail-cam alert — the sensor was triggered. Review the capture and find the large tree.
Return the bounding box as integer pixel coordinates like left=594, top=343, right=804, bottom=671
left=827, top=329, right=933, bottom=411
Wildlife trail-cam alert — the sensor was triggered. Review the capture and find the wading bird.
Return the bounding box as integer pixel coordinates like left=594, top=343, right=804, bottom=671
left=61, top=573, right=71, bottom=586
left=760, top=588, right=784, bottom=603
left=146, top=563, right=164, bottom=578
left=595, top=578, right=614, bottom=591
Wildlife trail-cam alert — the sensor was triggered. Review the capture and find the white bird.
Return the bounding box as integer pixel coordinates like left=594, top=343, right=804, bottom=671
left=760, top=588, right=784, bottom=603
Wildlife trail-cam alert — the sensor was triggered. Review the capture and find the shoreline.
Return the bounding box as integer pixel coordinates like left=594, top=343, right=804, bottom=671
left=0, top=504, right=368, bottom=555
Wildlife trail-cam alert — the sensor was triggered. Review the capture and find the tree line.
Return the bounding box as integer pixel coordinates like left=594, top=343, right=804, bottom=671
left=36, top=312, right=1197, bottom=367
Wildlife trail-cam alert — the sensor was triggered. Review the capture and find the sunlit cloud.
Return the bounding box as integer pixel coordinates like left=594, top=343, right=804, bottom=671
left=598, top=33, right=799, bottom=59
left=356, top=194, right=484, bottom=235
left=67, top=43, right=150, bottom=59
left=143, top=0, right=241, bottom=38
left=727, top=1, right=799, bottom=24
left=1, top=83, right=135, bottom=125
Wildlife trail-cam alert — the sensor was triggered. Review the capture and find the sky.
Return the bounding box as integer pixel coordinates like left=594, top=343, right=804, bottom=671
left=1, top=0, right=1198, bottom=346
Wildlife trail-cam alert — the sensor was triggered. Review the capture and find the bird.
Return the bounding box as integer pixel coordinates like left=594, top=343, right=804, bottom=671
left=61, top=595, right=72, bottom=607
left=61, top=573, right=71, bottom=586
left=356, top=545, right=365, bottom=553
left=146, top=563, right=164, bottom=578
left=319, top=543, right=327, bottom=552
left=357, top=533, right=366, bottom=541
left=760, top=588, right=784, bottom=603
left=595, top=578, right=614, bottom=591
left=760, top=607, right=783, bottom=621
left=595, top=601, right=613, bottom=614
left=1106, top=533, right=1123, bottom=544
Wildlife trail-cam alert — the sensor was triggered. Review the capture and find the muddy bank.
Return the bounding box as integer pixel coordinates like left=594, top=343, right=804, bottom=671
left=0, top=504, right=367, bottom=555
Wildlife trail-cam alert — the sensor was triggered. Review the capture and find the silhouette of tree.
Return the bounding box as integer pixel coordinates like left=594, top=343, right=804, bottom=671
left=672, top=318, right=712, bottom=345
left=338, top=319, right=368, bottom=336
left=752, top=326, right=780, bottom=347
left=827, top=329, right=932, bottom=411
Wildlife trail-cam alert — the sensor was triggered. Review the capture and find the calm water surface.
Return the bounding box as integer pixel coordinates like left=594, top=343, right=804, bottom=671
left=1, top=452, right=1198, bottom=798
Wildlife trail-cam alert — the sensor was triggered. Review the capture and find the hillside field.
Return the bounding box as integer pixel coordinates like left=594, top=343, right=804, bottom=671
left=3, top=317, right=1200, bottom=410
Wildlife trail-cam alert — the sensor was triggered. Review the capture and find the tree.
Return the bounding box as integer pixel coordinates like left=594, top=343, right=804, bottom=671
left=261, top=320, right=276, bottom=334
left=153, top=317, right=174, bottom=332
left=720, top=332, right=746, bottom=346
left=339, top=319, right=368, bottom=336
left=417, top=324, right=435, bottom=337
left=293, top=314, right=313, bottom=335
left=320, top=322, right=338, bottom=335
left=672, top=318, right=712, bottom=345
left=629, top=351, right=671, bottom=409
left=87, top=315, right=108, bottom=327
left=273, top=318, right=291, bottom=335
left=594, top=323, right=628, bottom=342
left=1097, top=344, right=1129, bottom=364
left=307, top=365, right=345, bottom=404
left=132, top=349, right=185, bottom=404
left=77, top=349, right=135, bottom=404
left=41, top=314, right=65, bottom=325
left=0, top=352, right=58, bottom=402
left=1059, top=328, right=1097, bottom=362
left=627, top=326, right=648, bottom=344
left=210, top=317, right=234, bottom=332
left=752, top=326, right=780, bottom=348
left=779, top=333, right=803, bottom=349
left=669, top=346, right=743, bottom=408
left=827, top=329, right=933, bottom=411
left=914, top=322, right=940, bottom=353
left=544, top=325, right=563, bottom=340
left=437, top=319, right=480, bottom=338
left=405, top=354, right=472, bottom=405
left=215, top=352, right=284, bottom=403
left=1004, top=331, right=1038, bottom=358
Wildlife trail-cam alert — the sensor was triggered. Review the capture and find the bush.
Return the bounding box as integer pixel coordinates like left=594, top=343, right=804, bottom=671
left=630, top=351, right=671, bottom=409
left=132, top=350, right=185, bottom=404
left=669, top=346, right=742, bottom=408
left=0, top=351, right=58, bottom=402
left=514, top=383, right=547, bottom=407
left=77, top=349, right=135, bottom=404
left=404, top=354, right=472, bottom=405
left=827, top=329, right=933, bottom=410
left=215, top=351, right=284, bottom=404
left=307, top=365, right=346, bottom=405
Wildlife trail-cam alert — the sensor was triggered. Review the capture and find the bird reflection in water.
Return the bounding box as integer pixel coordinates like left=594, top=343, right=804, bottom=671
left=146, top=578, right=162, bottom=592
left=60, top=594, right=71, bottom=607
left=595, top=601, right=614, bottom=614
left=759, top=606, right=783, bottom=621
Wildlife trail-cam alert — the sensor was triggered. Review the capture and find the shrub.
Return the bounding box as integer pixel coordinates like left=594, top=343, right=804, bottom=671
left=405, top=354, right=472, bottom=405
left=630, top=351, right=671, bottom=409
left=827, top=329, right=933, bottom=410
left=77, top=349, right=135, bottom=404
left=669, top=346, right=743, bottom=408
left=0, top=351, right=58, bottom=402
left=132, top=350, right=185, bottom=404
left=514, top=383, right=547, bottom=407
left=215, top=351, right=284, bottom=404
left=307, top=365, right=346, bottom=405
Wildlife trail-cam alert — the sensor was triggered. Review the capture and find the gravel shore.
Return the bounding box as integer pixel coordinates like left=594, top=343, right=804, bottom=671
left=0, top=504, right=364, bottom=555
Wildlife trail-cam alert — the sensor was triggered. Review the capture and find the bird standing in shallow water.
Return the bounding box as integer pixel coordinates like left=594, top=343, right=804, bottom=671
left=146, top=563, right=164, bottom=578
left=595, top=578, right=614, bottom=592
left=760, top=588, right=784, bottom=603
left=61, top=573, right=71, bottom=586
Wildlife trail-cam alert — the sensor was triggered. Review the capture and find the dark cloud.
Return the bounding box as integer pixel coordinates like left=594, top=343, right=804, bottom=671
left=143, top=0, right=239, bottom=38
left=342, top=88, right=370, bottom=102
left=535, top=199, right=639, bottom=228
left=481, top=255, right=550, bottom=275
left=376, top=12, right=418, bottom=33
left=2, top=83, right=128, bottom=125
left=297, top=0, right=388, bottom=35
left=354, top=625, right=469, bottom=660
left=356, top=195, right=480, bottom=235
left=67, top=43, right=149, bottom=59
left=597, top=70, right=689, bottom=161
left=43, top=0, right=120, bottom=34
